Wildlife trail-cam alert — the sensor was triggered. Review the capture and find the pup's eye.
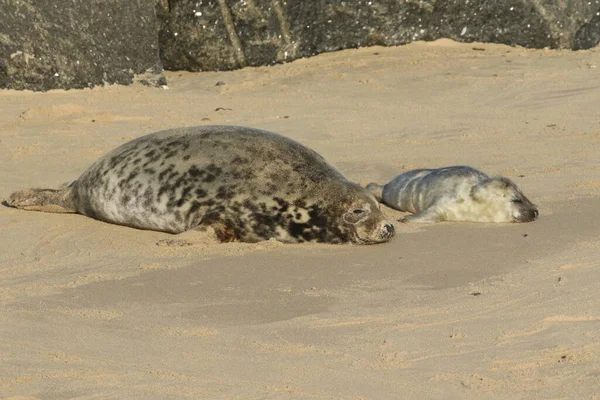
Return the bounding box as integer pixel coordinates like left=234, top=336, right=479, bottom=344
left=512, top=199, right=523, bottom=204
left=353, top=209, right=365, bottom=214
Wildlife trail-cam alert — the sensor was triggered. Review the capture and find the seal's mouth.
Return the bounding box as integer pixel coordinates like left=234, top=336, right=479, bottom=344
left=356, top=222, right=395, bottom=244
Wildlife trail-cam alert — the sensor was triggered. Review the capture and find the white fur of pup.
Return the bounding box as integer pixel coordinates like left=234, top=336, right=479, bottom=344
left=366, top=166, right=538, bottom=223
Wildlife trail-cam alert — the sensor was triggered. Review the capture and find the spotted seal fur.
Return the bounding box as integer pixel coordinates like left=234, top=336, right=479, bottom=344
left=8, top=125, right=395, bottom=244
left=366, top=166, right=538, bottom=223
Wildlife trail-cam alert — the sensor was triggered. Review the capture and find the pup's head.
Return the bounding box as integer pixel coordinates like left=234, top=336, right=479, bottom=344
left=471, top=177, right=538, bottom=223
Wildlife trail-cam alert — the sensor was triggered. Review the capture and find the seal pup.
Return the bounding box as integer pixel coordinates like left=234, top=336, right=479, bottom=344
left=8, top=125, right=395, bottom=244
left=366, top=166, right=538, bottom=223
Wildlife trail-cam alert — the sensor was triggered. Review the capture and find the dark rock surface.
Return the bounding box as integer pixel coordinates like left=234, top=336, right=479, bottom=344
left=2, top=1, right=598, bottom=90
left=0, top=0, right=165, bottom=91
left=573, top=8, right=600, bottom=50
left=158, top=0, right=600, bottom=72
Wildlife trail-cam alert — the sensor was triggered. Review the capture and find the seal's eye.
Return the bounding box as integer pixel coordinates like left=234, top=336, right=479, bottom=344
left=343, top=207, right=370, bottom=224
left=512, top=199, right=523, bottom=204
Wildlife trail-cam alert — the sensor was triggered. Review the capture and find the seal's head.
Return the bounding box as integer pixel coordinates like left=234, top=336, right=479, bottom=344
left=471, top=177, right=538, bottom=223
left=330, top=183, right=395, bottom=244
left=341, top=200, right=395, bottom=244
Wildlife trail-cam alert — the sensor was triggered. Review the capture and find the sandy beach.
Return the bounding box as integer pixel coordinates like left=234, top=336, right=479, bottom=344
left=1, top=39, right=600, bottom=399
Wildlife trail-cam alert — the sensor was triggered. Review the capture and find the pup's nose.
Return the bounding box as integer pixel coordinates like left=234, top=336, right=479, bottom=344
left=532, top=209, right=539, bottom=220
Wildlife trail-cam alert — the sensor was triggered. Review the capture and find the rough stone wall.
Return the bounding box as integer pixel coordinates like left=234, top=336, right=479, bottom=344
left=157, top=0, right=600, bottom=72
left=1, top=0, right=599, bottom=90
left=0, top=0, right=165, bottom=91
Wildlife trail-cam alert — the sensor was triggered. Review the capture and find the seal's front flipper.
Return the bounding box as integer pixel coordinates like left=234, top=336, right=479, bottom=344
left=400, top=208, right=442, bottom=224
left=7, top=188, right=77, bottom=213
left=156, top=227, right=221, bottom=247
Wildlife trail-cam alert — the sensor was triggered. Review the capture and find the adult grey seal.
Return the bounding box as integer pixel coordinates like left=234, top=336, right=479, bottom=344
left=366, top=166, right=538, bottom=223
left=8, top=125, right=395, bottom=244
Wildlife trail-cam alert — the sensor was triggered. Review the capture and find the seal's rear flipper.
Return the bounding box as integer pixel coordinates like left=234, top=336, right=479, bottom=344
left=7, top=188, right=77, bottom=213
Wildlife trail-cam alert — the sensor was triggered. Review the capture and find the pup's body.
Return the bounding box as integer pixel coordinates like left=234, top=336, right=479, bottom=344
left=366, top=166, right=538, bottom=223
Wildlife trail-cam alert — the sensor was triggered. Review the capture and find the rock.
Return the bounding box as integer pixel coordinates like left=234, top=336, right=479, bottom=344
left=573, top=10, right=600, bottom=50
left=157, top=0, right=600, bottom=72
left=0, top=0, right=165, bottom=91
left=156, top=0, right=240, bottom=71
left=530, top=0, right=600, bottom=50
left=3, top=0, right=597, bottom=89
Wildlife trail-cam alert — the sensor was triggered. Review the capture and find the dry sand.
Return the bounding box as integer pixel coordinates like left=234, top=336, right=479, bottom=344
left=1, top=39, right=599, bottom=399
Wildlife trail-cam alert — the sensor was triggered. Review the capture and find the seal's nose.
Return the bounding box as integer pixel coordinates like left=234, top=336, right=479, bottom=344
left=532, top=208, right=539, bottom=220
left=382, top=223, right=395, bottom=238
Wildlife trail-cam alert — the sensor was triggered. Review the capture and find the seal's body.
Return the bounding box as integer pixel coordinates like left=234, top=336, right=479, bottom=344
left=9, top=126, right=394, bottom=244
left=366, top=166, right=538, bottom=223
